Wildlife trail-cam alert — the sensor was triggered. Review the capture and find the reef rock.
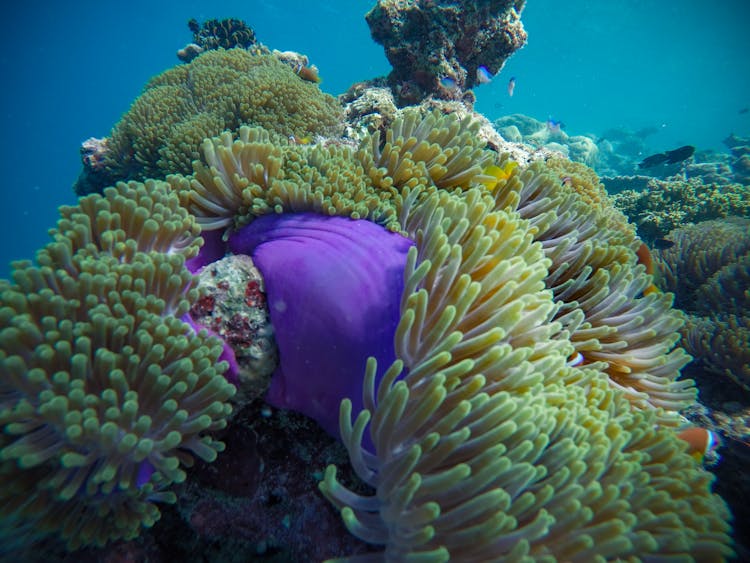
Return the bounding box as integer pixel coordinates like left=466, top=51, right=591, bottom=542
left=366, top=0, right=527, bottom=105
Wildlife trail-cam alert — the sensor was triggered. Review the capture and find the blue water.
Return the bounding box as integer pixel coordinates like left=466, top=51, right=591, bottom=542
left=1, top=0, right=749, bottom=279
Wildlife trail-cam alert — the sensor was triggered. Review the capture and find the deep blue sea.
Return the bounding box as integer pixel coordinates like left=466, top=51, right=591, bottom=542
left=1, top=0, right=749, bottom=278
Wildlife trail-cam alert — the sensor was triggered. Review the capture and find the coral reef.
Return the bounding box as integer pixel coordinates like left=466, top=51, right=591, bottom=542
left=654, top=217, right=750, bottom=392
left=611, top=176, right=750, bottom=241
left=494, top=113, right=600, bottom=168
left=653, top=217, right=750, bottom=555
left=723, top=133, right=750, bottom=184
left=73, top=50, right=343, bottom=196
left=338, top=89, right=560, bottom=170
left=165, top=111, right=727, bottom=559
left=0, top=181, right=236, bottom=550
left=178, top=18, right=258, bottom=63
left=7, top=100, right=733, bottom=558
left=340, top=82, right=400, bottom=140
left=365, top=0, right=527, bottom=105
left=600, top=173, right=656, bottom=194
left=493, top=116, right=749, bottom=185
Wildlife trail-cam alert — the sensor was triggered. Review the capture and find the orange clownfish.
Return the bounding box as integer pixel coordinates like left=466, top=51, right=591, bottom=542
left=296, top=64, right=321, bottom=83
left=676, top=426, right=721, bottom=463
left=636, top=242, right=660, bottom=296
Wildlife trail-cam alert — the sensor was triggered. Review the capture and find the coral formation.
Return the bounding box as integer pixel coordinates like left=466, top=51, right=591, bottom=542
left=163, top=110, right=728, bottom=559
left=723, top=133, right=750, bottom=184
left=365, top=0, right=527, bottom=105
left=492, top=115, right=749, bottom=185
left=73, top=49, right=343, bottom=196
left=178, top=18, right=258, bottom=62
left=0, top=181, right=236, bottom=549
left=654, top=217, right=750, bottom=392
left=8, top=85, right=733, bottom=556
left=611, top=176, right=750, bottom=241
left=494, top=113, right=600, bottom=168
left=340, top=83, right=400, bottom=140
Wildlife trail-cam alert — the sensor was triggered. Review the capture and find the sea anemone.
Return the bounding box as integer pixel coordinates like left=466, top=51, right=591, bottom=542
left=170, top=111, right=730, bottom=559
left=0, top=181, right=235, bottom=548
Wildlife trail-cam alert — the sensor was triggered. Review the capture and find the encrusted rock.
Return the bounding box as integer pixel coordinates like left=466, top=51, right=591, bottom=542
left=366, top=0, right=527, bottom=105
left=191, top=254, right=278, bottom=403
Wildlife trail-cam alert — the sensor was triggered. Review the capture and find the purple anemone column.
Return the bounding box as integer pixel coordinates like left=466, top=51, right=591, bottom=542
left=228, top=213, right=413, bottom=438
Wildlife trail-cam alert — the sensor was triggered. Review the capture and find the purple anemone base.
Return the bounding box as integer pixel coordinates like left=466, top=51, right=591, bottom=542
left=228, top=213, right=414, bottom=438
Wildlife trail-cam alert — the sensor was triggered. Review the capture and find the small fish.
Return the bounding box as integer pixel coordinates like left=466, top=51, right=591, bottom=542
left=676, top=426, right=721, bottom=463
left=663, top=145, right=695, bottom=164
left=477, top=161, right=518, bottom=191
left=636, top=242, right=654, bottom=274
left=652, top=238, right=675, bottom=250
left=476, top=65, right=493, bottom=84
left=566, top=351, right=584, bottom=367
left=638, top=152, right=670, bottom=169
left=561, top=176, right=573, bottom=187
left=739, top=107, right=749, bottom=114
left=440, top=76, right=458, bottom=90
left=507, top=76, right=516, bottom=97
left=636, top=242, right=661, bottom=296
left=296, top=64, right=321, bottom=83
left=546, top=118, right=564, bottom=134
left=288, top=135, right=312, bottom=145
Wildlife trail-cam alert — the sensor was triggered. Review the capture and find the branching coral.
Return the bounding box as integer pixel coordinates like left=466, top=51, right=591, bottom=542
left=611, top=176, right=750, bottom=241
left=74, top=49, right=343, bottom=196
left=168, top=111, right=729, bottom=559
left=0, top=181, right=236, bottom=549
left=654, top=217, right=750, bottom=392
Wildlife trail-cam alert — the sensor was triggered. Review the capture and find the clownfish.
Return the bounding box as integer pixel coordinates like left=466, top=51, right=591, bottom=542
left=566, top=351, right=585, bottom=367
left=295, top=64, right=321, bottom=83
left=676, top=426, right=721, bottom=463
left=478, top=161, right=518, bottom=191
left=636, top=242, right=661, bottom=296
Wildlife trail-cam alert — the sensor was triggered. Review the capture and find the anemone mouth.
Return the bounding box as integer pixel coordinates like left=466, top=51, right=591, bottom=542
left=215, top=212, right=415, bottom=437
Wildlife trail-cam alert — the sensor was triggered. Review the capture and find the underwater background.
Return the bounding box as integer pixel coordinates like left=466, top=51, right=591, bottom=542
left=1, top=0, right=749, bottom=277
left=1, top=1, right=749, bottom=560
